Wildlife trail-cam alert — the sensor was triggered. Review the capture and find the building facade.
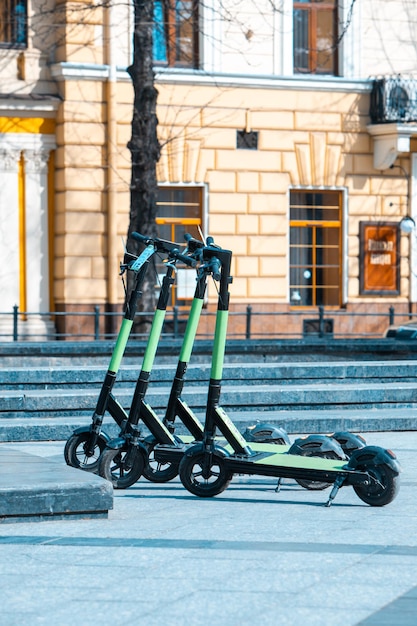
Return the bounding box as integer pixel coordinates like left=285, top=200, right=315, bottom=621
left=1, top=0, right=417, bottom=339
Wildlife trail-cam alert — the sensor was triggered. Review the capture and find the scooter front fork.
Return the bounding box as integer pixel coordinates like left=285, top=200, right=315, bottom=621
left=202, top=444, right=215, bottom=480
left=325, top=475, right=346, bottom=507
left=123, top=425, right=142, bottom=470
left=84, top=413, right=104, bottom=456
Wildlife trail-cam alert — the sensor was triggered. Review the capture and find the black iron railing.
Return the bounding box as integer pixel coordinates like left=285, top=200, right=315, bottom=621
left=370, top=75, right=417, bottom=123
left=0, top=304, right=409, bottom=341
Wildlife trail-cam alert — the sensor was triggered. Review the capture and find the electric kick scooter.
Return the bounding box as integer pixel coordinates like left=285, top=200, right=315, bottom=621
left=155, top=242, right=401, bottom=506
left=98, top=234, right=291, bottom=489
left=64, top=232, right=194, bottom=473
left=97, top=236, right=205, bottom=488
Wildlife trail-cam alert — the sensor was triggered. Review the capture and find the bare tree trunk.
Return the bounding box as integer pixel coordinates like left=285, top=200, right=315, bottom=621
left=126, top=0, right=161, bottom=333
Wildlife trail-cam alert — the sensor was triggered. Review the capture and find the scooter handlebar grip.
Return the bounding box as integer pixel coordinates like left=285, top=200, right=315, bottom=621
left=210, top=256, right=221, bottom=280
left=131, top=231, right=151, bottom=244
left=170, top=249, right=197, bottom=267
left=184, top=233, right=205, bottom=249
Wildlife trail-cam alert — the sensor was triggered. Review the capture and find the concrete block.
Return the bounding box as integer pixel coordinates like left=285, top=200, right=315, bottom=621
left=0, top=447, right=113, bottom=522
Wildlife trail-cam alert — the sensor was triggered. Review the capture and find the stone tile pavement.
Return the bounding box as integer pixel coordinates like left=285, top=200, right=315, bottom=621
left=0, top=431, right=416, bottom=626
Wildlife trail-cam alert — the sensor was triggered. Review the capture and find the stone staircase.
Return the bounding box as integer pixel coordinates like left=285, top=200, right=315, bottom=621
left=2, top=344, right=417, bottom=440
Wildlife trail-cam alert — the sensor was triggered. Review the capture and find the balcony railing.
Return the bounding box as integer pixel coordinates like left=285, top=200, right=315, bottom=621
left=370, top=75, right=417, bottom=124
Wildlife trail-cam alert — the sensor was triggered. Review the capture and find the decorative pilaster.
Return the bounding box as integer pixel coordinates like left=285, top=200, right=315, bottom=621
left=0, top=147, right=21, bottom=318
left=20, top=147, right=54, bottom=339
left=410, top=154, right=417, bottom=303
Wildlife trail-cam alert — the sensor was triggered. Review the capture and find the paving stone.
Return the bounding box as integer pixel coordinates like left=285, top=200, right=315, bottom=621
left=0, top=432, right=414, bottom=625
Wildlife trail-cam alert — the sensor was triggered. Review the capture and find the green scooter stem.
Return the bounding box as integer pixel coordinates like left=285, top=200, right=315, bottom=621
left=123, top=261, right=210, bottom=461
left=85, top=246, right=154, bottom=456
left=203, top=246, right=251, bottom=454
left=162, top=268, right=207, bottom=437
left=123, top=265, right=177, bottom=446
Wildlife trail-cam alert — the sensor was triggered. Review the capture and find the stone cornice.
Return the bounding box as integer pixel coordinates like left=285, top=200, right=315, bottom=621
left=0, top=132, right=56, bottom=151
left=0, top=97, right=59, bottom=116
left=50, top=62, right=372, bottom=93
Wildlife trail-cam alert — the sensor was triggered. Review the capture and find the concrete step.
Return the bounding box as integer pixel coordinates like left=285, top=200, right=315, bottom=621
left=3, top=351, right=417, bottom=441
left=2, top=380, right=417, bottom=417
left=0, top=446, right=113, bottom=522
left=1, top=407, right=417, bottom=442
left=2, top=337, right=417, bottom=368
left=3, top=360, right=417, bottom=390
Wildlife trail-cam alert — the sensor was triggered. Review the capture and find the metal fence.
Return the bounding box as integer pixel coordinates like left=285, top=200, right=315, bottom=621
left=0, top=304, right=410, bottom=342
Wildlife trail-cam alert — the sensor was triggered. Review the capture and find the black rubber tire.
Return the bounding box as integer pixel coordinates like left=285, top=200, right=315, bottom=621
left=294, top=442, right=344, bottom=491
left=179, top=452, right=232, bottom=497
left=142, top=442, right=179, bottom=483
left=64, top=432, right=107, bottom=473
left=353, top=454, right=400, bottom=506
left=98, top=446, right=145, bottom=489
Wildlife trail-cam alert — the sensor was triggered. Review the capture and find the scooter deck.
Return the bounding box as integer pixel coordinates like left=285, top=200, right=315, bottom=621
left=221, top=449, right=365, bottom=484
left=154, top=442, right=366, bottom=486
left=175, top=438, right=291, bottom=453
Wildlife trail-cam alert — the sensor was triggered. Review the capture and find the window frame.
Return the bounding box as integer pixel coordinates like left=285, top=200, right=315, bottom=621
left=0, top=0, right=27, bottom=48
left=289, top=189, right=343, bottom=309
left=153, top=0, right=199, bottom=69
left=156, top=184, right=206, bottom=308
left=293, top=0, right=338, bottom=76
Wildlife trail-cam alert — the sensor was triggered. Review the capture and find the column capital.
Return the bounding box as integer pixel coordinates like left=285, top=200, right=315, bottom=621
left=23, top=148, right=51, bottom=174
left=0, top=147, right=21, bottom=173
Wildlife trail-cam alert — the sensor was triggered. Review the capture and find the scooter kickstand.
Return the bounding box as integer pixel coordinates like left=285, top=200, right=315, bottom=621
left=275, top=477, right=283, bottom=493
left=325, top=475, right=346, bottom=507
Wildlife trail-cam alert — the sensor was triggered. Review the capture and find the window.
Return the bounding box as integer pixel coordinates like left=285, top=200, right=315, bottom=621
left=153, top=0, right=199, bottom=68
left=0, top=0, right=27, bottom=47
left=293, top=0, right=337, bottom=75
left=156, top=186, right=203, bottom=306
left=290, top=190, right=342, bottom=307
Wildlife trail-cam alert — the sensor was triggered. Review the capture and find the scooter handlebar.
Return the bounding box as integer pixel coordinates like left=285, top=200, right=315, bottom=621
left=131, top=231, right=151, bottom=245
left=130, top=232, right=197, bottom=267
left=132, top=232, right=183, bottom=254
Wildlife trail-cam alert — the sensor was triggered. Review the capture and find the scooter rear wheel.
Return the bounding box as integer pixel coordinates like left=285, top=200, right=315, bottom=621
left=353, top=453, right=400, bottom=506
left=179, top=452, right=232, bottom=497
left=64, top=432, right=107, bottom=473
left=293, top=441, right=344, bottom=491
left=142, top=442, right=179, bottom=483
left=98, top=446, right=145, bottom=489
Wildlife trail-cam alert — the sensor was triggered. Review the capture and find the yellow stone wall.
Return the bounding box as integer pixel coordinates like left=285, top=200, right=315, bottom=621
left=54, top=74, right=412, bottom=320
left=1, top=0, right=416, bottom=340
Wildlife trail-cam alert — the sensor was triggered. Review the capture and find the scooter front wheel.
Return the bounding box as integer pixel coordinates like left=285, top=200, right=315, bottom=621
left=98, top=446, right=145, bottom=489
left=64, top=432, right=107, bottom=473
left=353, top=453, right=400, bottom=506
left=142, top=442, right=179, bottom=483
left=179, top=452, right=232, bottom=497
